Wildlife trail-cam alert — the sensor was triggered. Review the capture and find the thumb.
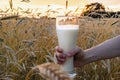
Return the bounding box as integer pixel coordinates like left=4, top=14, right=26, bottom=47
left=66, top=47, right=81, bottom=57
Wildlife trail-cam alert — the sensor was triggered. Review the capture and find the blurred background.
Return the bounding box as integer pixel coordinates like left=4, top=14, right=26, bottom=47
left=0, top=0, right=120, bottom=80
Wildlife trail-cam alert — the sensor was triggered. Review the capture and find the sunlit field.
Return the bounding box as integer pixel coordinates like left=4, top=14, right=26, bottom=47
left=0, top=0, right=120, bottom=80
left=0, top=16, right=120, bottom=80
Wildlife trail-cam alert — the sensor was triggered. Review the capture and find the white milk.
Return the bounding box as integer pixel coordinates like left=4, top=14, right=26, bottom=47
left=56, top=25, right=79, bottom=73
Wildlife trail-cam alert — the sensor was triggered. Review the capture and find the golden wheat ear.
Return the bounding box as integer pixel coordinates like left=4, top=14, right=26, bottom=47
left=34, top=63, right=73, bottom=80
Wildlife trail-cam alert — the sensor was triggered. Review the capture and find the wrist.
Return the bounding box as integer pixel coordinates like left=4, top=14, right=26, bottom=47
left=84, top=49, right=97, bottom=65
left=74, top=49, right=88, bottom=67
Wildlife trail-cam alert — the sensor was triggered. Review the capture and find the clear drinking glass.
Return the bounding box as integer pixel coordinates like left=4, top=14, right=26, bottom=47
left=56, top=16, right=79, bottom=78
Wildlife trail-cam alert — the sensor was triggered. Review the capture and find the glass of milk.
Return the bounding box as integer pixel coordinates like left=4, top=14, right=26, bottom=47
left=56, top=16, right=79, bottom=78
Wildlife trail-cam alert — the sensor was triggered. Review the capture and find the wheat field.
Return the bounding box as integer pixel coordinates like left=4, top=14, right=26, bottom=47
left=0, top=15, right=120, bottom=80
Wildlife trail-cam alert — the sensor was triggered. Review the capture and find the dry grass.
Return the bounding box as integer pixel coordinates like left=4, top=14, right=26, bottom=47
left=0, top=1, right=119, bottom=80
left=0, top=16, right=120, bottom=80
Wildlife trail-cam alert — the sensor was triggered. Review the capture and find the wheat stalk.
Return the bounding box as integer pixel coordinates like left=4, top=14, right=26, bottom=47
left=28, top=63, right=73, bottom=80
left=9, top=0, right=13, bottom=9
left=0, top=15, right=18, bottom=20
left=66, top=0, right=68, bottom=10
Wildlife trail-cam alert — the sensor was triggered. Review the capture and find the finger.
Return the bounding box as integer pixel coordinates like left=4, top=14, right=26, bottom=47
left=57, top=58, right=65, bottom=64
left=56, top=51, right=66, bottom=59
left=66, top=47, right=81, bottom=57
left=57, top=58, right=66, bottom=64
left=54, top=52, right=66, bottom=64
left=56, top=53, right=66, bottom=61
left=55, top=46, right=63, bottom=53
left=57, top=59, right=65, bottom=64
left=57, top=61, right=64, bottom=65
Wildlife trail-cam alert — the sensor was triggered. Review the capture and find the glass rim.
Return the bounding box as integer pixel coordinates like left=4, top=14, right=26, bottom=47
left=56, top=16, right=79, bottom=25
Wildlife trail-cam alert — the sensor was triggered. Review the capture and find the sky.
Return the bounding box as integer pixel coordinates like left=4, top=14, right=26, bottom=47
left=31, top=0, right=87, bottom=6
left=1, top=0, right=87, bottom=8
left=0, top=0, right=120, bottom=11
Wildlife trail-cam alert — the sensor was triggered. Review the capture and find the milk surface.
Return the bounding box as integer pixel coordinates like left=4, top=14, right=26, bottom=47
left=56, top=25, right=79, bottom=73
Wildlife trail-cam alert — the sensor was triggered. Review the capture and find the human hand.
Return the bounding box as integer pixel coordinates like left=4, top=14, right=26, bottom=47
left=55, top=46, right=86, bottom=67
